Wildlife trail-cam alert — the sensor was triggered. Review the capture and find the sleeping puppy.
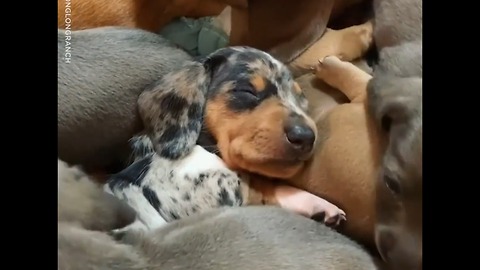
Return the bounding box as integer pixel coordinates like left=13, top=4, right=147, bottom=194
left=106, top=136, right=346, bottom=232
left=311, top=13, right=421, bottom=266
left=59, top=26, right=346, bottom=227
left=368, top=0, right=422, bottom=268
left=59, top=27, right=319, bottom=181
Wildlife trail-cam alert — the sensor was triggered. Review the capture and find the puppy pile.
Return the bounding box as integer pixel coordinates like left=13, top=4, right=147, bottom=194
left=58, top=0, right=422, bottom=269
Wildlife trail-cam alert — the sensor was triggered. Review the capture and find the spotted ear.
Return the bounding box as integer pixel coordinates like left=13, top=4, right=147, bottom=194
left=137, top=54, right=228, bottom=160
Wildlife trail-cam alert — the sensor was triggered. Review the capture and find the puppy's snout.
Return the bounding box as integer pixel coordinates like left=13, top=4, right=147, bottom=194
left=285, top=124, right=315, bottom=154
left=375, top=226, right=422, bottom=270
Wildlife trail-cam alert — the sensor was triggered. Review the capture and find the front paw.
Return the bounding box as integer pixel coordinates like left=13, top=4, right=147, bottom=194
left=311, top=208, right=347, bottom=227
left=312, top=56, right=343, bottom=79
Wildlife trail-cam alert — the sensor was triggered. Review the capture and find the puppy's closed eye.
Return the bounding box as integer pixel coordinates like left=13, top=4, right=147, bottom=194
left=232, top=87, right=258, bottom=98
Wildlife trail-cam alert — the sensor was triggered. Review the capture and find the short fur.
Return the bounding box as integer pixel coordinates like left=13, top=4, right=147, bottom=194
left=61, top=206, right=378, bottom=270
left=367, top=0, right=422, bottom=268
left=304, top=0, right=422, bottom=263
left=58, top=27, right=192, bottom=172
left=57, top=0, right=242, bottom=32
left=58, top=159, right=146, bottom=269
left=58, top=159, right=136, bottom=231
left=106, top=136, right=346, bottom=232
left=59, top=27, right=320, bottom=180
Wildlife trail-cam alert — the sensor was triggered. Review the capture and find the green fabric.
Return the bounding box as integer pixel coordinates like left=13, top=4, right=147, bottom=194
left=159, top=17, right=229, bottom=57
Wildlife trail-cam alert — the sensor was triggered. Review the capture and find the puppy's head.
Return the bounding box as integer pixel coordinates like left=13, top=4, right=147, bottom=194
left=368, top=74, right=422, bottom=270
left=58, top=159, right=136, bottom=231
left=202, top=47, right=317, bottom=179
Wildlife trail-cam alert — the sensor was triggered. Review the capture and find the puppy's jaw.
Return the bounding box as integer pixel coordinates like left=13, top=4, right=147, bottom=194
left=205, top=97, right=311, bottom=179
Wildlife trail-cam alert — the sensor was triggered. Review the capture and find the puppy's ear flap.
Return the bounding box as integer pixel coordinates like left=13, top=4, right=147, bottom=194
left=367, top=73, right=422, bottom=133
left=138, top=62, right=210, bottom=160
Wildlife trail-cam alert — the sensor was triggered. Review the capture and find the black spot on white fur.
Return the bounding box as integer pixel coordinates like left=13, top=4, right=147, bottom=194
left=142, top=186, right=162, bottom=212
left=108, top=155, right=152, bottom=190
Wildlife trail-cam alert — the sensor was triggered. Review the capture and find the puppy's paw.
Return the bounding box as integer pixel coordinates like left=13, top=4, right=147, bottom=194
left=274, top=185, right=347, bottom=227
left=313, top=55, right=344, bottom=80
left=311, top=207, right=347, bottom=227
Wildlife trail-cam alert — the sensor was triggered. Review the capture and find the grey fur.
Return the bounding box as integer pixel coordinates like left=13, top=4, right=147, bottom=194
left=58, top=159, right=136, bottom=231
left=58, top=27, right=192, bottom=170
left=367, top=0, right=422, bottom=268
left=61, top=206, right=378, bottom=270
left=58, top=159, right=143, bottom=269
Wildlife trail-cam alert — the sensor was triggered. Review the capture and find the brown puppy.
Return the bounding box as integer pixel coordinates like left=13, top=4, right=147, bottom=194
left=228, top=0, right=371, bottom=76
left=57, top=0, right=243, bottom=32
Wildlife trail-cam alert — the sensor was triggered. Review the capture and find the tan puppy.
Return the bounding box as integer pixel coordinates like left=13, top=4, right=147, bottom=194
left=307, top=54, right=421, bottom=269
left=57, top=0, right=240, bottom=32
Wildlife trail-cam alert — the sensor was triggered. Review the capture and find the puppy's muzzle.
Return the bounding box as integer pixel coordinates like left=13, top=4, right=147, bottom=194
left=284, top=115, right=316, bottom=158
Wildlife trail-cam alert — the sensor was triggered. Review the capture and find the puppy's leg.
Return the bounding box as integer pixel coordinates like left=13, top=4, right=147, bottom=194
left=314, top=56, right=372, bottom=103
left=289, top=20, right=373, bottom=76
left=246, top=178, right=346, bottom=226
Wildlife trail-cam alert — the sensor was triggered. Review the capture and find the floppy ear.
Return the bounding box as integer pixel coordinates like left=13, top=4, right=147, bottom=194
left=137, top=54, right=228, bottom=160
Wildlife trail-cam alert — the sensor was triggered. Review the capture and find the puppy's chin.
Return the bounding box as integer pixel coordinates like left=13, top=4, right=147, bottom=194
left=218, top=137, right=306, bottom=179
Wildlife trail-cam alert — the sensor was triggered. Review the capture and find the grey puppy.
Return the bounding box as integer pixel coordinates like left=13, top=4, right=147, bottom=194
left=367, top=0, right=422, bottom=269
left=58, top=27, right=192, bottom=172
left=58, top=159, right=142, bottom=269
left=60, top=204, right=378, bottom=270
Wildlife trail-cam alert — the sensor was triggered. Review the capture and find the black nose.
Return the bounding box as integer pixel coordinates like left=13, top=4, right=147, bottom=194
left=285, top=124, right=315, bottom=153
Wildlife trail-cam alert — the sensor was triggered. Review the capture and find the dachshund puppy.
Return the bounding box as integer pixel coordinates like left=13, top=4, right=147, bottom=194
left=106, top=135, right=346, bottom=233
left=312, top=55, right=421, bottom=269
left=368, top=0, right=422, bottom=268
left=59, top=27, right=317, bottom=181
left=137, top=46, right=318, bottom=179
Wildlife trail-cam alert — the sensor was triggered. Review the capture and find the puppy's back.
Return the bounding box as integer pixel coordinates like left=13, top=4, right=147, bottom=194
left=58, top=27, right=192, bottom=170
left=126, top=206, right=377, bottom=270
left=373, top=0, right=422, bottom=49
left=58, top=159, right=136, bottom=231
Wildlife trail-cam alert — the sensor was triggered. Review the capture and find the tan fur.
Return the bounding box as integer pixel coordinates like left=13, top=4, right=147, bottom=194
left=289, top=21, right=373, bottom=77
left=229, top=0, right=366, bottom=63
left=249, top=75, right=266, bottom=91
left=206, top=96, right=307, bottom=179
left=58, top=0, right=229, bottom=32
